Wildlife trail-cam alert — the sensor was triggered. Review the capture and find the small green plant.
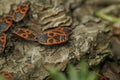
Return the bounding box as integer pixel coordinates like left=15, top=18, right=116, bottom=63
left=0, top=75, right=9, bottom=80
left=95, top=5, right=120, bottom=23
left=48, top=61, right=97, bottom=80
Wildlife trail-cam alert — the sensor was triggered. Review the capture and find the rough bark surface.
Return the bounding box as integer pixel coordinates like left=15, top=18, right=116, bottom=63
left=0, top=0, right=112, bottom=80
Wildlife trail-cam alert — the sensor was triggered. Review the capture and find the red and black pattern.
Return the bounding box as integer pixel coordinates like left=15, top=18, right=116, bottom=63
left=37, top=27, right=72, bottom=45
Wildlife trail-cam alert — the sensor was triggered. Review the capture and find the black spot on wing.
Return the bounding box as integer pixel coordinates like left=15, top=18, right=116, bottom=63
left=20, top=5, right=26, bottom=9
left=49, top=33, right=54, bottom=37
left=48, top=39, right=53, bottom=43
left=54, top=35, right=60, bottom=41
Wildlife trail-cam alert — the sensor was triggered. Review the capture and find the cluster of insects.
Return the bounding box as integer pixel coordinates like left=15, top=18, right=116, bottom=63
left=0, top=1, right=72, bottom=55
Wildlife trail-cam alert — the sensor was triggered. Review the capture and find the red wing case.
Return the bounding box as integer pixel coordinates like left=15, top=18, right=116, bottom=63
left=13, top=2, right=30, bottom=22
left=12, top=28, right=38, bottom=42
left=37, top=27, right=72, bottom=45
left=0, top=15, right=13, bottom=33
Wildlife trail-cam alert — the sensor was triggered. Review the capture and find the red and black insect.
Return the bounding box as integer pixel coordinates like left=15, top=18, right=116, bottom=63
left=0, top=14, right=13, bottom=33
left=0, top=2, right=31, bottom=55
left=12, top=1, right=30, bottom=22
left=37, top=27, right=72, bottom=45
left=12, top=28, right=38, bottom=42
left=0, top=33, right=6, bottom=54
left=0, top=1, right=73, bottom=55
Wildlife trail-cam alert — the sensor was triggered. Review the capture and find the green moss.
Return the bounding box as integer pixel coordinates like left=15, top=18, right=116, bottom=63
left=48, top=60, right=97, bottom=80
